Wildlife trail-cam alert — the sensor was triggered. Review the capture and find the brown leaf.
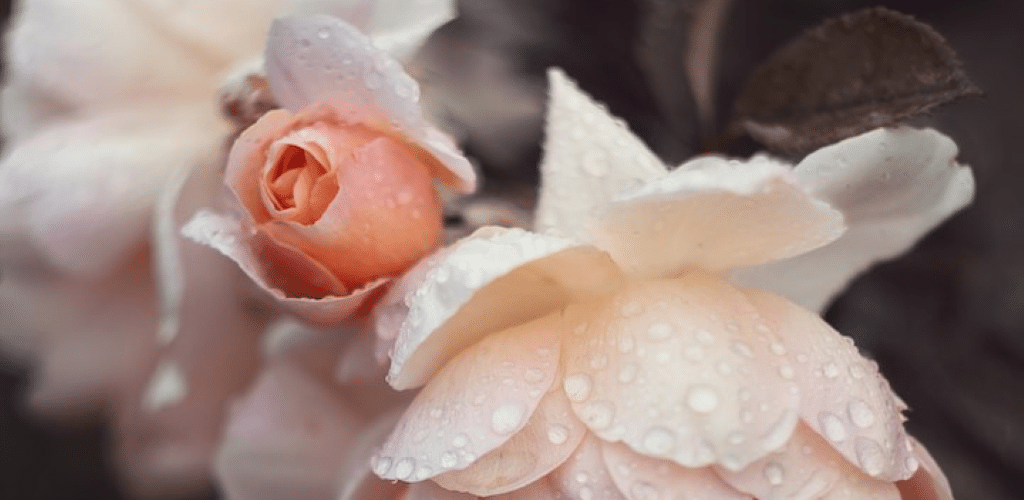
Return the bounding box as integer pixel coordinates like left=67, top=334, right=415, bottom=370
left=732, top=7, right=981, bottom=154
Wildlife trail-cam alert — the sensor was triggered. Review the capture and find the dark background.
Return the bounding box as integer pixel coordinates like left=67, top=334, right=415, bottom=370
left=1, top=1, right=1022, bottom=499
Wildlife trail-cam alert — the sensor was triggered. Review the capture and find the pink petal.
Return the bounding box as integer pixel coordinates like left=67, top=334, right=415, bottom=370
left=182, top=209, right=388, bottom=326
left=335, top=409, right=410, bottom=500
left=374, top=314, right=563, bottom=482
left=734, top=127, right=974, bottom=312
left=549, top=434, right=628, bottom=500
left=377, top=227, right=624, bottom=390
left=535, top=69, right=666, bottom=240
left=264, top=15, right=475, bottom=193
left=896, top=438, right=954, bottom=500
left=215, top=362, right=367, bottom=500
left=589, top=156, right=844, bottom=279
left=488, top=478, right=565, bottom=500
left=433, top=389, right=587, bottom=496
left=743, top=288, right=916, bottom=481
left=0, top=106, right=228, bottom=276
left=404, top=481, right=477, bottom=500
left=561, top=272, right=800, bottom=470
left=601, top=441, right=749, bottom=500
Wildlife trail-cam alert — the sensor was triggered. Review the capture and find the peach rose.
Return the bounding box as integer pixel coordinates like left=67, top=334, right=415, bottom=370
left=186, top=14, right=475, bottom=325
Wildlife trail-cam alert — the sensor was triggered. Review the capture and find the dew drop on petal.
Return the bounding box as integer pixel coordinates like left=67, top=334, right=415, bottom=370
left=770, top=342, right=787, bottom=355
left=696, top=329, right=716, bottom=345
left=590, top=353, right=609, bottom=369
left=823, top=362, right=840, bottom=379
left=687, top=385, right=719, bottom=413
left=855, top=437, right=886, bottom=476
left=372, top=456, right=392, bottom=476
left=685, top=346, right=705, bottom=361
left=524, top=368, right=546, bottom=383
left=819, top=412, right=848, bottom=443
left=848, top=399, right=876, bottom=428
left=491, top=403, right=526, bottom=434
left=317, top=28, right=330, bottom=39
left=642, top=426, right=677, bottom=455
left=547, top=424, right=570, bottom=445
left=731, top=341, right=754, bottom=359
left=579, top=486, right=594, bottom=500
left=764, top=462, right=785, bottom=486
left=716, top=361, right=732, bottom=375
left=647, top=322, right=674, bottom=340
left=452, top=433, right=469, bottom=448
left=565, top=373, right=594, bottom=402
left=393, top=458, right=415, bottom=480
left=631, top=481, right=660, bottom=500
left=618, top=363, right=639, bottom=383
left=849, top=363, right=866, bottom=379
left=778, top=365, right=795, bottom=379
left=905, top=456, right=920, bottom=472
left=440, top=451, right=458, bottom=469
left=579, top=400, right=616, bottom=430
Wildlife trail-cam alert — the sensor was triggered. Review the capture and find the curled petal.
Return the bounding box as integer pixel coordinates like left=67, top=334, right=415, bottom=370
left=897, top=438, right=954, bottom=500
left=374, top=314, right=563, bottom=482
left=433, top=389, right=587, bottom=496
left=590, top=155, right=845, bottom=279
left=561, top=272, right=800, bottom=470
left=0, top=106, right=227, bottom=276
left=549, top=434, right=628, bottom=500
left=182, top=209, right=387, bottom=326
left=535, top=69, right=667, bottom=240
left=214, top=362, right=367, bottom=500
left=265, top=15, right=475, bottom=193
left=734, top=127, right=974, bottom=312
left=743, top=288, right=916, bottom=481
left=378, top=227, right=625, bottom=389
left=601, top=441, right=749, bottom=500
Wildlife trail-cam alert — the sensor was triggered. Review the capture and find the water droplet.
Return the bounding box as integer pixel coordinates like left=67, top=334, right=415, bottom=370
left=564, top=373, right=594, bottom=402
left=372, top=456, right=392, bottom=476
left=778, top=365, right=795, bottom=379
left=579, top=400, right=616, bottom=430
left=491, top=403, right=526, bottom=434
left=642, top=426, right=677, bottom=455
left=741, top=410, right=753, bottom=423
left=696, top=329, right=715, bottom=345
left=731, top=341, right=754, bottom=358
left=621, top=301, right=643, bottom=317
left=317, top=28, right=331, bottom=39
left=728, top=432, right=746, bottom=444
left=582, top=150, right=608, bottom=177
left=575, top=472, right=589, bottom=484
left=849, top=363, right=866, bottom=379
left=578, top=486, right=594, bottom=500
left=687, top=385, right=719, bottom=413
left=905, top=456, right=920, bottom=472
left=396, top=189, right=414, bottom=205
left=393, top=458, right=415, bottom=480
left=848, top=399, right=876, bottom=428
left=452, top=433, right=469, bottom=448
left=630, top=481, right=660, bottom=500
left=717, top=361, right=732, bottom=375
left=412, top=430, right=428, bottom=443
left=573, top=322, right=588, bottom=335
left=547, top=424, right=570, bottom=445
left=440, top=451, right=458, bottom=469
left=524, top=368, right=546, bottom=383
left=656, top=350, right=672, bottom=364
left=685, top=346, right=705, bottom=361
left=414, top=465, right=433, bottom=480
left=618, top=334, right=635, bottom=353
left=823, top=362, right=840, bottom=379
left=764, top=462, right=785, bottom=485
left=770, top=342, right=787, bottom=355
left=855, top=437, right=886, bottom=476
left=819, top=412, right=847, bottom=442
left=617, top=363, right=638, bottom=383
left=589, top=353, right=609, bottom=369
left=647, top=322, right=673, bottom=340
left=796, top=353, right=809, bottom=363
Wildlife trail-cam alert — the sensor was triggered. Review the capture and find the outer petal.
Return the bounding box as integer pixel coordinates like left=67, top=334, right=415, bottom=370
left=561, top=272, right=800, bottom=471
left=535, top=69, right=666, bottom=240
left=377, top=227, right=625, bottom=390
left=182, top=209, right=388, bottom=326
left=896, top=438, right=954, bottom=500
left=374, top=314, right=563, bottom=482
left=214, top=362, right=366, bottom=500
left=264, top=15, right=475, bottom=193
left=404, top=481, right=477, bottom=500
left=589, top=155, right=845, bottom=279
left=293, top=0, right=456, bottom=60
left=601, top=441, right=749, bottom=500
left=733, top=127, right=974, bottom=312
left=549, top=434, right=627, bottom=500
left=433, top=389, right=587, bottom=496
left=743, top=288, right=916, bottom=481
left=0, top=106, right=228, bottom=276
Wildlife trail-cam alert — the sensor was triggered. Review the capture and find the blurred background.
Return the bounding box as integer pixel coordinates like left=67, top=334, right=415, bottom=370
left=1, top=0, right=1021, bottom=498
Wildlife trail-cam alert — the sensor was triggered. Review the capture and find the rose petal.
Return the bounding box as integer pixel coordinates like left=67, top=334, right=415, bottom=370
left=534, top=69, right=666, bottom=240
left=488, top=478, right=564, bottom=500
left=743, top=288, right=916, bottom=481
left=293, top=0, right=456, bottom=60
left=549, top=434, right=628, bottom=500
left=589, top=155, right=845, bottom=279
left=377, top=227, right=625, bottom=390
left=733, top=127, right=974, bottom=312
left=561, top=272, right=800, bottom=470
left=433, top=389, right=587, bottom=496
left=374, top=314, right=563, bottom=482
left=265, top=15, right=475, bottom=193
left=896, top=438, right=954, bottom=500
left=601, top=441, right=748, bottom=500
left=214, top=362, right=366, bottom=500
left=405, top=481, right=477, bottom=500
left=0, top=106, right=228, bottom=276
left=182, top=209, right=387, bottom=326
left=335, top=409, right=410, bottom=500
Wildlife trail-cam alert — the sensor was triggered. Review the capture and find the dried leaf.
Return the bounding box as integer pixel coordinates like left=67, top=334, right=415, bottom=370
left=732, top=7, right=980, bottom=153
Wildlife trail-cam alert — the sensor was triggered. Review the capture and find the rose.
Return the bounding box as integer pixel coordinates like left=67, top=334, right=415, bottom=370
left=185, top=14, right=475, bottom=325
left=364, top=70, right=970, bottom=499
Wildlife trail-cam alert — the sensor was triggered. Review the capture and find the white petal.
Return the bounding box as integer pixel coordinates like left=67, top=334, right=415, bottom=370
left=0, top=106, right=228, bottom=276
left=897, top=438, right=954, bottom=500
left=535, top=68, right=666, bottom=240
left=561, top=273, right=800, bottom=470
left=377, top=227, right=624, bottom=390
left=601, top=441, right=748, bottom=500
left=734, top=127, right=974, bottom=312
left=374, top=314, right=562, bottom=483
left=293, top=0, right=456, bottom=60
left=589, top=155, right=845, bottom=279
left=264, top=15, right=475, bottom=193
left=549, top=434, right=628, bottom=500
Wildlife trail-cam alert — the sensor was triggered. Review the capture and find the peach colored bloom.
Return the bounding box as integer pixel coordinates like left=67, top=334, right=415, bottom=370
left=185, top=14, right=475, bottom=325
left=367, top=70, right=971, bottom=499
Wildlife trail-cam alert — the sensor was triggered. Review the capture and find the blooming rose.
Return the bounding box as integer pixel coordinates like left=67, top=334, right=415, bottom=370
left=185, top=14, right=475, bottom=325
left=0, top=0, right=459, bottom=495
left=365, top=70, right=971, bottom=499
